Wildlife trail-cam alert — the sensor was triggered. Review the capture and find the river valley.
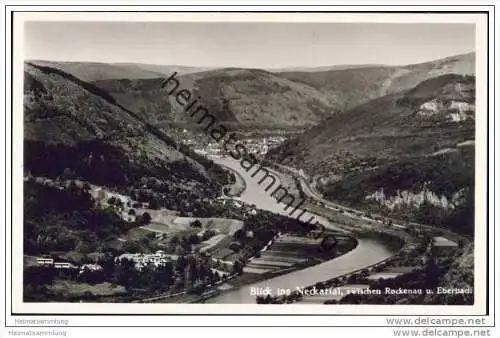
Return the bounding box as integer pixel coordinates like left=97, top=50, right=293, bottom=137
left=207, top=156, right=396, bottom=304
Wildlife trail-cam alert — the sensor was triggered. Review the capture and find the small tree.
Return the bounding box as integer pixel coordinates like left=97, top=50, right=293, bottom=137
left=141, top=212, right=152, bottom=225
left=232, top=260, right=243, bottom=275
left=62, top=167, right=75, bottom=180
left=229, top=242, right=241, bottom=252
left=187, top=234, right=200, bottom=245
left=202, top=229, right=216, bottom=241
left=174, top=244, right=185, bottom=256
left=122, top=241, right=140, bottom=253
left=68, top=180, right=79, bottom=192
left=149, top=197, right=160, bottom=210
left=190, top=219, right=202, bottom=228
left=115, top=199, right=124, bottom=209
left=233, top=229, right=247, bottom=242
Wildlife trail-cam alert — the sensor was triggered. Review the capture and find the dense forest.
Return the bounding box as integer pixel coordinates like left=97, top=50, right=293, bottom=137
left=24, top=181, right=136, bottom=255
left=320, top=150, right=475, bottom=236
left=25, top=140, right=216, bottom=189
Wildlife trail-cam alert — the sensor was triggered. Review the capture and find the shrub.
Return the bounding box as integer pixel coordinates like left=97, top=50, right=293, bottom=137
left=190, top=220, right=202, bottom=228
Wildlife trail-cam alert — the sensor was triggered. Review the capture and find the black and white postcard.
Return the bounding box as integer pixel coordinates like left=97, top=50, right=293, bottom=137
left=2, top=6, right=497, bottom=335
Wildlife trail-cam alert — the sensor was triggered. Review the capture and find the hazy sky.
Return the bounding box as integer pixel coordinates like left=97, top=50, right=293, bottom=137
left=24, top=22, right=475, bottom=68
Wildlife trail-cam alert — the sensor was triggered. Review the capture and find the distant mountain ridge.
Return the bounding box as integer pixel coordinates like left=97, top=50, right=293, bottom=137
left=27, top=60, right=213, bottom=82
left=267, top=64, right=387, bottom=73
left=94, top=67, right=341, bottom=129
left=29, top=52, right=475, bottom=130
left=278, top=52, right=475, bottom=111
left=113, top=63, right=214, bottom=76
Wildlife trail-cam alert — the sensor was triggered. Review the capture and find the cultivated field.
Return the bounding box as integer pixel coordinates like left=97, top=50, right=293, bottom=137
left=140, top=216, right=243, bottom=237
left=242, top=234, right=321, bottom=274
left=138, top=216, right=244, bottom=258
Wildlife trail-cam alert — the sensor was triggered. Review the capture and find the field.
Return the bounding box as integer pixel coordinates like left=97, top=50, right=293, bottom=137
left=242, top=234, right=331, bottom=275
left=46, top=281, right=127, bottom=299
left=138, top=216, right=244, bottom=257
left=198, top=234, right=231, bottom=254
left=140, top=216, right=243, bottom=236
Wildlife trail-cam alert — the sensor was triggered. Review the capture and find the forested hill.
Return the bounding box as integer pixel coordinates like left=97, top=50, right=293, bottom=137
left=34, top=53, right=474, bottom=131
left=93, top=67, right=339, bottom=129
left=24, top=62, right=229, bottom=195
left=267, top=74, right=475, bottom=235
left=26, top=60, right=212, bottom=82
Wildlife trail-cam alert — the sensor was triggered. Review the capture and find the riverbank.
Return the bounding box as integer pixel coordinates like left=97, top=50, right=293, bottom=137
left=204, top=155, right=398, bottom=304
left=152, top=228, right=359, bottom=304
left=257, top=162, right=475, bottom=305
left=197, top=232, right=360, bottom=303
left=134, top=156, right=400, bottom=304
left=221, top=163, right=246, bottom=197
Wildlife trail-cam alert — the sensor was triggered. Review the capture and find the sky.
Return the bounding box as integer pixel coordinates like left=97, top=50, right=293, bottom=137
left=24, top=22, right=475, bottom=68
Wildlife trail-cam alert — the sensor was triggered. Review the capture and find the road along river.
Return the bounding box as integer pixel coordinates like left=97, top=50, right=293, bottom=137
left=207, top=156, right=396, bottom=304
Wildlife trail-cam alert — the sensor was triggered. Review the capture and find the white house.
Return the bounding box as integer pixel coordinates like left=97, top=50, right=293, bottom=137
left=36, top=258, right=54, bottom=266
left=80, top=264, right=103, bottom=273
left=54, top=262, right=78, bottom=269
left=115, top=250, right=179, bottom=270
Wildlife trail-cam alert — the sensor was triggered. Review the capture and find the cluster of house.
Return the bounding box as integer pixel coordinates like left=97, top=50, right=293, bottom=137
left=36, top=250, right=183, bottom=273
left=115, top=250, right=179, bottom=270
left=240, top=136, right=287, bottom=155
left=36, top=258, right=103, bottom=273
left=193, top=136, right=287, bottom=156
left=215, top=198, right=258, bottom=215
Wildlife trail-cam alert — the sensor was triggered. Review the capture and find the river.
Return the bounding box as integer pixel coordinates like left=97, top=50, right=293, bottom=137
left=207, top=155, right=395, bottom=304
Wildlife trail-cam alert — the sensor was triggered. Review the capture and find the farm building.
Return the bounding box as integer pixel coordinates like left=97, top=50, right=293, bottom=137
left=115, top=250, right=179, bottom=270
left=36, top=258, right=54, bottom=266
